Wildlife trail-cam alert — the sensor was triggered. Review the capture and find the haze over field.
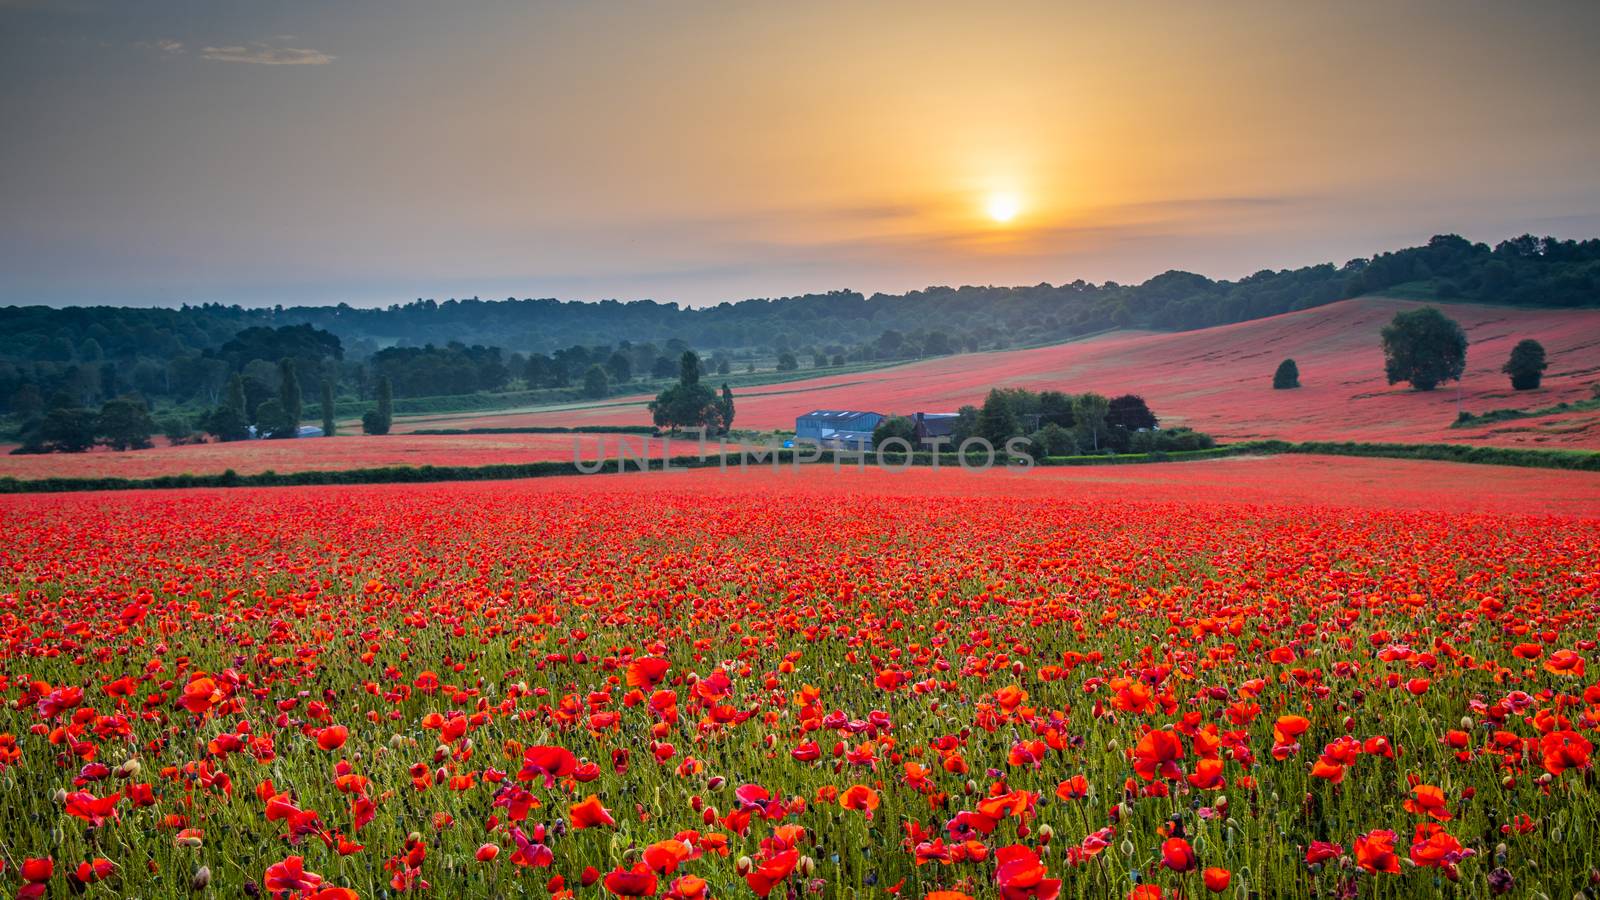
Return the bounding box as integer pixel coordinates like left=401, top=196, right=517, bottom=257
left=4, top=1, right=1600, bottom=309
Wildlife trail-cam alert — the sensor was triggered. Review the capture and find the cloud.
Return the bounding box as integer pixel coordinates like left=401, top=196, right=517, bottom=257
left=200, top=43, right=333, bottom=65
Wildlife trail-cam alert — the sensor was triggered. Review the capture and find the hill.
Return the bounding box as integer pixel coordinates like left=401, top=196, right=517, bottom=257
left=410, top=298, right=1600, bottom=448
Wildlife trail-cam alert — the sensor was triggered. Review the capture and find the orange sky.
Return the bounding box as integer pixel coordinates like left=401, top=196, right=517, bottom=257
left=2, top=1, right=1598, bottom=307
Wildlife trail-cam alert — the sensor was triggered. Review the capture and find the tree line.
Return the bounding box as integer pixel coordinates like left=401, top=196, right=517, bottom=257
left=4, top=232, right=1594, bottom=409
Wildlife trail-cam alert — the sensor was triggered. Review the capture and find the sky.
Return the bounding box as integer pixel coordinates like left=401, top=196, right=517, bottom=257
left=3, top=0, right=1599, bottom=309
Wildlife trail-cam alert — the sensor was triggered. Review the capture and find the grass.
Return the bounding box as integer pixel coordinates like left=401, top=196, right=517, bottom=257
left=1452, top=396, right=1600, bottom=428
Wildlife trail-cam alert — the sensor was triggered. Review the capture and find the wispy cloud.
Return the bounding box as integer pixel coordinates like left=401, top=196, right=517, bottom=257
left=200, top=42, right=333, bottom=65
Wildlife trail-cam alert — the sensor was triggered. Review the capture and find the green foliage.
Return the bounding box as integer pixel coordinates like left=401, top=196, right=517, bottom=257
left=649, top=354, right=729, bottom=433
left=18, top=406, right=97, bottom=453
left=1029, top=422, right=1078, bottom=456
left=775, top=352, right=798, bottom=372
left=362, top=376, right=394, bottom=435
left=1381, top=306, right=1467, bottom=391
left=320, top=379, right=336, bottom=436
left=254, top=398, right=293, bottom=439
left=278, top=357, right=302, bottom=428
left=871, top=415, right=918, bottom=449
left=94, top=396, right=157, bottom=451
left=581, top=364, right=610, bottom=399
left=977, top=389, right=1021, bottom=448
left=719, top=384, right=735, bottom=432
left=1273, top=358, right=1300, bottom=389
left=1502, top=338, right=1548, bottom=390
left=1072, top=392, right=1110, bottom=451
left=158, top=414, right=194, bottom=444
left=200, top=405, right=251, bottom=442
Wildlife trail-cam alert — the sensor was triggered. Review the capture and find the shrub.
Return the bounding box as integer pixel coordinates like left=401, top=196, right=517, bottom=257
left=1273, top=359, right=1300, bottom=389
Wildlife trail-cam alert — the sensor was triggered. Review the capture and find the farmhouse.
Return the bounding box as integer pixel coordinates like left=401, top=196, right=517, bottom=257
left=912, top=412, right=958, bottom=446
left=795, top=410, right=884, bottom=449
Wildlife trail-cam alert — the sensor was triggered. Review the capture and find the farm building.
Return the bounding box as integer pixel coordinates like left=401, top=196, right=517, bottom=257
left=795, top=410, right=884, bottom=449
left=912, top=412, right=959, bottom=445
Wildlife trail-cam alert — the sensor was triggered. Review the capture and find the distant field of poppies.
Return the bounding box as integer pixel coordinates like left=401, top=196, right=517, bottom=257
left=409, top=297, right=1600, bottom=448
left=0, top=432, right=696, bottom=480
left=1, top=460, right=1597, bottom=899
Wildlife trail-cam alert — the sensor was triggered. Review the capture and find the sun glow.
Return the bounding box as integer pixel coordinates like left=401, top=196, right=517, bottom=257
left=985, top=192, right=1022, bottom=223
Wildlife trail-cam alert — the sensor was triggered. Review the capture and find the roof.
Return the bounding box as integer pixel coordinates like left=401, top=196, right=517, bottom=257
left=798, top=410, right=882, bottom=421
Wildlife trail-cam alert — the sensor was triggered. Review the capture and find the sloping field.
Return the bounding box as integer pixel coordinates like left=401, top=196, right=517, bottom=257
left=413, top=298, right=1600, bottom=447
left=0, top=431, right=690, bottom=479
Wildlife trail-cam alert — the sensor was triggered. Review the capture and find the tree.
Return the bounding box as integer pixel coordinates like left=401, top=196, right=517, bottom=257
left=1037, top=391, right=1075, bottom=428
left=872, top=415, right=918, bottom=449
left=1273, top=359, right=1300, bottom=389
left=1502, top=339, right=1548, bottom=390
left=201, top=406, right=250, bottom=442
left=582, top=364, right=610, bottom=399
left=321, top=379, right=337, bottom=436
left=159, top=414, right=195, bottom=445
left=1072, top=393, right=1110, bottom=452
left=719, top=384, right=735, bottom=433
left=605, top=352, right=632, bottom=384
left=977, top=389, right=1021, bottom=447
left=776, top=352, right=798, bottom=372
left=277, top=358, right=302, bottom=436
left=224, top=373, right=247, bottom=416
left=254, top=399, right=293, bottom=438
left=1381, top=306, right=1467, bottom=391
left=649, top=355, right=717, bottom=432
left=651, top=356, right=676, bottom=379
left=951, top=405, right=981, bottom=445
left=1106, top=395, right=1157, bottom=431
left=363, top=376, right=393, bottom=435
left=22, top=406, right=97, bottom=453
left=1030, top=423, right=1078, bottom=456
left=95, top=396, right=157, bottom=451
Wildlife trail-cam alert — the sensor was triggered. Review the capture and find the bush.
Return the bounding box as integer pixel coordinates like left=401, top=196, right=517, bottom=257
left=1502, top=339, right=1548, bottom=390
left=362, top=409, right=391, bottom=436
left=1273, top=359, right=1300, bottom=389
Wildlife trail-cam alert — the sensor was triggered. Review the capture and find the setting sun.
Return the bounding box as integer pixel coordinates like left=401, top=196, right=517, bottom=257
left=985, top=193, right=1022, bottom=223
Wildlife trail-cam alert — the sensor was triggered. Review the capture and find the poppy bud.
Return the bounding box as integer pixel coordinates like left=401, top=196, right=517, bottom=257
left=690, top=795, right=704, bottom=811
left=963, top=779, right=977, bottom=795
left=1037, top=824, right=1054, bottom=844
left=114, top=759, right=141, bottom=779
left=1460, top=716, right=1473, bottom=730
left=1501, top=776, right=1516, bottom=789
left=707, top=776, right=726, bottom=790
left=53, top=788, right=68, bottom=805
left=736, top=856, right=754, bottom=875
left=798, top=856, right=816, bottom=877
left=1215, top=795, right=1229, bottom=810
left=192, top=866, right=211, bottom=891
left=1120, top=839, right=1135, bottom=857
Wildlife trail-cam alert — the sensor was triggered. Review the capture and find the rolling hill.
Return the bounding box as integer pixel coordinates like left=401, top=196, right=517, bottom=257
left=405, top=297, right=1600, bottom=448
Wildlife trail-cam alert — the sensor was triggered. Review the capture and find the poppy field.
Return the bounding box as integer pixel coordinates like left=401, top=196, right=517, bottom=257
left=414, top=298, right=1600, bottom=448
left=1, top=462, right=1597, bottom=900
